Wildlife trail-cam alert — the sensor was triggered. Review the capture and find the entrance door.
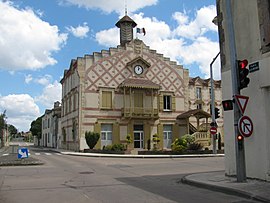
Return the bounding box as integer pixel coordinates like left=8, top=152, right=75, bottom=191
left=101, top=124, right=112, bottom=148
left=163, top=125, right=172, bottom=149
left=134, top=125, right=144, bottom=148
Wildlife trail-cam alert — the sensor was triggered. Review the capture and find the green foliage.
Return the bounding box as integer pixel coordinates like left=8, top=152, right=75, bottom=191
left=104, top=143, right=125, bottom=151
left=152, top=134, right=160, bottom=143
left=152, top=133, right=161, bottom=150
left=30, top=116, right=42, bottom=139
left=171, top=138, right=187, bottom=152
left=126, top=134, right=132, bottom=144
left=181, top=134, right=195, bottom=145
left=85, top=131, right=100, bottom=149
left=0, top=110, right=7, bottom=131
left=171, top=134, right=202, bottom=152
left=188, top=143, right=203, bottom=151
left=8, top=124, right=18, bottom=135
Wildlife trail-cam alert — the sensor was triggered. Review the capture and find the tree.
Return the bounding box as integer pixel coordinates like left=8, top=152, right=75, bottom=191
left=8, top=124, right=18, bottom=136
left=85, top=131, right=100, bottom=149
left=0, top=110, right=7, bottom=147
left=30, top=116, right=42, bottom=145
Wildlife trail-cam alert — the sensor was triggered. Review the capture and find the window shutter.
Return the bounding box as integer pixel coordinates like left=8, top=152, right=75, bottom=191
left=172, top=95, right=176, bottom=111
left=94, top=122, right=101, bottom=149
left=172, top=124, right=179, bottom=141
left=112, top=123, right=119, bottom=144
left=159, top=95, right=163, bottom=111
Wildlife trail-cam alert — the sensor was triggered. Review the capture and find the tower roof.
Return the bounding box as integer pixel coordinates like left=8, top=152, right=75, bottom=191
left=115, top=15, right=137, bottom=28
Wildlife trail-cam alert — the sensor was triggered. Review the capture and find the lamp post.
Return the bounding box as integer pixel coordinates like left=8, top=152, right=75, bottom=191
left=210, top=52, right=220, bottom=155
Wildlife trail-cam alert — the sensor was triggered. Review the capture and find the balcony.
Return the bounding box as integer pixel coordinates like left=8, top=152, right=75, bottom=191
left=121, top=107, right=159, bottom=119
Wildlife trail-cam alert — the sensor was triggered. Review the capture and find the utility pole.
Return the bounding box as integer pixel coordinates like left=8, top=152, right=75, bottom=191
left=210, top=52, right=220, bottom=155
left=225, top=0, right=246, bottom=182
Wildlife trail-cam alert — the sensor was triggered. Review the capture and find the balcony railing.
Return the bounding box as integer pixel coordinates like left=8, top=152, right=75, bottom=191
left=121, top=107, right=159, bottom=119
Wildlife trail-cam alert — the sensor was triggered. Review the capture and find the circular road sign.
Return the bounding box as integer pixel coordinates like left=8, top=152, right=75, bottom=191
left=210, top=126, right=217, bottom=135
left=238, top=115, right=253, bottom=137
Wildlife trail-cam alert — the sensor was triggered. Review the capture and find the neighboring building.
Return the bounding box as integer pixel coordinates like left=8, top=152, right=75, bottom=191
left=60, top=15, right=223, bottom=151
left=41, top=102, right=61, bottom=148
left=217, top=0, right=270, bottom=181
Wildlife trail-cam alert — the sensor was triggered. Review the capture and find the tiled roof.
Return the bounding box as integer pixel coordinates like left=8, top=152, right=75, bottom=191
left=119, top=78, right=160, bottom=89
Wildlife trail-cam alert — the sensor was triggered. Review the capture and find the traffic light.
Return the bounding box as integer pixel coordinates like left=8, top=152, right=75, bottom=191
left=237, top=59, right=250, bottom=90
left=222, top=100, right=233, bottom=111
left=237, top=134, right=244, bottom=149
left=214, top=107, right=220, bottom=119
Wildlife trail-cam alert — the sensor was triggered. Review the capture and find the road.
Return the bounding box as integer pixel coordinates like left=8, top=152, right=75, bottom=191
left=0, top=146, right=257, bottom=203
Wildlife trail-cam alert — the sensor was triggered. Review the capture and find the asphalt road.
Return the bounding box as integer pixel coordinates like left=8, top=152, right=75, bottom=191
left=0, top=146, right=258, bottom=203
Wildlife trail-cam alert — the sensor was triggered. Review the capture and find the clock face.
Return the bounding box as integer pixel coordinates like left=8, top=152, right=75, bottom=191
left=134, top=65, right=143, bottom=75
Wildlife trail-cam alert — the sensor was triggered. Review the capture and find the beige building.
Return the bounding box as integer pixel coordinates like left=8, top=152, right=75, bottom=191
left=217, top=0, right=270, bottom=181
left=41, top=102, right=61, bottom=148
left=60, top=15, right=222, bottom=152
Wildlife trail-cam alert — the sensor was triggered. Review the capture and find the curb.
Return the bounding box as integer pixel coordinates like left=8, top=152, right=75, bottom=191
left=55, top=150, right=225, bottom=159
left=181, top=173, right=270, bottom=203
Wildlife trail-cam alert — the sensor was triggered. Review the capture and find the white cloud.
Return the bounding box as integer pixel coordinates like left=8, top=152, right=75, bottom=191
left=0, top=94, right=40, bottom=132
left=173, top=5, right=218, bottom=39
left=35, top=81, right=62, bottom=108
left=95, top=5, right=220, bottom=79
left=24, top=74, right=33, bottom=84
left=67, top=22, right=89, bottom=38
left=96, top=27, right=119, bottom=47
left=60, top=0, right=158, bottom=14
left=0, top=1, right=68, bottom=71
left=35, top=74, right=53, bottom=86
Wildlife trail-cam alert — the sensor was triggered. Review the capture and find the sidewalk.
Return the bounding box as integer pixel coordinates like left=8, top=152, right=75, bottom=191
left=182, top=171, right=270, bottom=203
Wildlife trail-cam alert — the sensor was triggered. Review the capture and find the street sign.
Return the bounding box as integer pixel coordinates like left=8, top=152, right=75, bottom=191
left=210, top=126, right=217, bottom=135
left=238, top=115, right=253, bottom=137
left=18, top=148, right=29, bottom=159
left=235, top=95, right=249, bottom=114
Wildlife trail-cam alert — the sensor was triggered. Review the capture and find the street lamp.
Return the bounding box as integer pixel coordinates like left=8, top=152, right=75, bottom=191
left=210, top=52, right=220, bottom=155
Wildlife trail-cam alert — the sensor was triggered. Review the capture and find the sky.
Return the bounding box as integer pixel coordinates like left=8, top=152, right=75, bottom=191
left=0, top=0, right=220, bottom=132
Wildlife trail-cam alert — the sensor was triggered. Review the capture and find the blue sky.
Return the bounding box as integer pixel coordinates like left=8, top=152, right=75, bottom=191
left=0, top=0, right=219, bottom=132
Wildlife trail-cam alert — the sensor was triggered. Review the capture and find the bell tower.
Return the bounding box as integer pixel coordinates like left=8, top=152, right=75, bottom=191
left=115, top=15, right=137, bottom=46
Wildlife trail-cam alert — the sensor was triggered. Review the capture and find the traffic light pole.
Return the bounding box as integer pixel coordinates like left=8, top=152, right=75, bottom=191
left=225, top=0, right=246, bottom=182
left=210, top=52, right=220, bottom=155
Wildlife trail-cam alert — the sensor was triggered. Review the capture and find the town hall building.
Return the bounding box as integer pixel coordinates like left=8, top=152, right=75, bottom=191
left=59, top=15, right=222, bottom=151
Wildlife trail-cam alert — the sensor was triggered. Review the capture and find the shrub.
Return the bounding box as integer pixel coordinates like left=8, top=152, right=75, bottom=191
left=188, top=143, right=203, bottom=151
left=181, top=134, right=195, bottom=145
left=103, top=144, right=125, bottom=151
left=85, top=131, right=100, bottom=149
left=171, top=138, right=187, bottom=152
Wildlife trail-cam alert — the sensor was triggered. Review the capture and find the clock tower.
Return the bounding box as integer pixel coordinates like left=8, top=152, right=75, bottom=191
left=115, top=15, right=137, bottom=46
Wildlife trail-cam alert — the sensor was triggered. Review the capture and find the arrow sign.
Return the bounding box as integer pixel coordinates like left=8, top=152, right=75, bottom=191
left=238, top=115, right=253, bottom=137
left=235, top=95, right=249, bottom=114
left=18, top=148, right=29, bottom=159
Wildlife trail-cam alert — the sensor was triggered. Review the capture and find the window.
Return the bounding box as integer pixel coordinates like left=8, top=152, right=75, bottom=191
left=209, top=88, right=212, bottom=99
left=101, top=124, right=112, bottom=147
left=163, top=125, right=172, bottom=149
left=197, top=104, right=202, bottom=110
left=102, top=91, right=112, bottom=109
left=196, top=87, right=202, bottom=99
left=163, top=95, right=171, bottom=111
left=134, top=92, right=143, bottom=108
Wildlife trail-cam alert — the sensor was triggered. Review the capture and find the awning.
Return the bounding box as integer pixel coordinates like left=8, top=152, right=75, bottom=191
left=119, top=78, right=161, bottom=90
left=177, top=109, right=211, bottom=119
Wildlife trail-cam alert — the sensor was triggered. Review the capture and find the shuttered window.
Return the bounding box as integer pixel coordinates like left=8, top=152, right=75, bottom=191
left=102, top=91, right=112, bottom=109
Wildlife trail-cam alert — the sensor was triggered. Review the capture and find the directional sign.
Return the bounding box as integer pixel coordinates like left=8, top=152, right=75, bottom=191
left=18, top=148, right=29, bottom=159
left=238, top=116, right=253, bottom=137
left=210, top=126, right=217, bottom=135
left=235, top=95, right=249, bottom=114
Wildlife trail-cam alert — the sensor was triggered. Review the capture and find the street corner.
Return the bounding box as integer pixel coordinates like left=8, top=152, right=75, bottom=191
left=0, top=153, right=44, bottom=166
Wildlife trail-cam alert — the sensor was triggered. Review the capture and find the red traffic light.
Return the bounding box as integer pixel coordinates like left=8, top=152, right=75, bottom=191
left=238, top=59, right=248, bottom=69
left=237, top=135, right=244, bottom=141
left=222, top=100, right=233, bottom=111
